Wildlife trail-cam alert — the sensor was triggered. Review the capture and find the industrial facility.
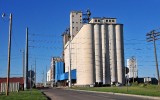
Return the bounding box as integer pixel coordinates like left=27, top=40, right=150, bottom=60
left=48, top=10, right=125, bottom=87
left=127, top=57, right=138, bottom=79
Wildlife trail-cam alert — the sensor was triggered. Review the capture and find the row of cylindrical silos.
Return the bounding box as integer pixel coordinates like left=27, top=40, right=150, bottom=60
left=65, top=23, right=125, bottom=85
left=93, top=24, right=125, bottom=85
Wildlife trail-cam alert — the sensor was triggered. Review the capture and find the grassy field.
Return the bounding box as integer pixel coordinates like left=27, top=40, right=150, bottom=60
left=0, top=89, right=47, bottom=100
left=72, top=84, right=160, bottom=97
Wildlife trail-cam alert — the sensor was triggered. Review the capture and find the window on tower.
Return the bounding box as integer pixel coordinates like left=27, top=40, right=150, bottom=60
left=76, top=27, right=78, bottom=31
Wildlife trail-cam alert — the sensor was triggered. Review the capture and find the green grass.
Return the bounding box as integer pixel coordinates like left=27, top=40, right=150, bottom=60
left=0, top=89, right=47, bottom=100
left=72, top=84, right=160, bottom=97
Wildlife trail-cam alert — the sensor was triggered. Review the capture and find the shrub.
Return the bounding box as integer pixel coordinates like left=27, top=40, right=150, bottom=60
left=131, top=81, right=138, bottom=86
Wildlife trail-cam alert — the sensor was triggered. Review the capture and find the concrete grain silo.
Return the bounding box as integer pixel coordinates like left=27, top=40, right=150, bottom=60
left=101, top=24, right=111, bottom=84
left=76, top=24, right=95, bottom=85
left=108, top=24, right=117, bottom=83
left=101, top=24, right=106, bottom=84
left=105, top=25, right=111, bottom=84
left=94, top=24, right=103, bottom=84
left=115, top=24, right=125, bottom=84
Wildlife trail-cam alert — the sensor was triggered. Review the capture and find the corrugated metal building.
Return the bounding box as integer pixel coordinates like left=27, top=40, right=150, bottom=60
left=55, top=62, right=76, bottom=83
left=55, top=62, right=65, bottom=82
left=0, top=77, right=24, bottom=90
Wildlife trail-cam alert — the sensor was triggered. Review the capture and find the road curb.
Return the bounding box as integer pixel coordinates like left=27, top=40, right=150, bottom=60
left=41, top=90, right=52, bottom=100
left=67, top=88, right=160, bottom=100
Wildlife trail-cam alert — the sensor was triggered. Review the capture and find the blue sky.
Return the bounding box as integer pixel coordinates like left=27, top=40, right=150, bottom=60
left=0, top=0, right=160, bottom=82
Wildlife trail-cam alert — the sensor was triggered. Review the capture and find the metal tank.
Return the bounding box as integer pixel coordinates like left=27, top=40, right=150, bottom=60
left=115, top=24, right=125, bottom=84
left=76, top=24, right=95, bottom=85
left=108, top=24, right=117, bottom=84
left=94, top=24, right=103, bottom=84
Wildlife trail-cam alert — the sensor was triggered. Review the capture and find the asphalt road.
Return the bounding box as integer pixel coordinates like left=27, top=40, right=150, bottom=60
left=41, top=88, right=157, bottom=100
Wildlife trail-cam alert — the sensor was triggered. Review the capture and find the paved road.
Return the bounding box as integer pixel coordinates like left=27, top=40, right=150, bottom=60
left=41, top=88, right=157, bottom=100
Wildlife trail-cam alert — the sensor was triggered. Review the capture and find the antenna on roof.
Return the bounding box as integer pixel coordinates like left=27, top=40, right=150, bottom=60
left=83, top=9, right=91, bottom=23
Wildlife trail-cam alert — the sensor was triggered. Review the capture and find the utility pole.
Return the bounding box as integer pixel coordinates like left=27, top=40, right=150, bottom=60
left=23, top=50, right=25, bottom=84
left=68, top=36, right=72, bottom=88
left=146, top=30, right=160, bottom=85
left=132, top=57, right=135, bottom=83
left=20, top=49, right=25, bottom=90
left=6, top=13, right=12, bottom=96
left=42, top=71, right=44, bottom=86
left=64, top=28, right=72, bottom=88
left=46, top=66, right=47, bottom=86
left=34, top=59, right=36, bottom=87
left=25, top=27, right=29, bottom=89
left=30, top=65, right=32, bottom=89
left=125, top=66, right=128, bottom=92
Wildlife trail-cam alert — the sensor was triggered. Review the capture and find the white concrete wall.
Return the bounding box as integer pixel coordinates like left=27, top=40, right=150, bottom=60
left=64, top=42, right=70, bottom=72
left=64, top=40, right=77, bottom=73
left=90, top=18, right=116, bottom=24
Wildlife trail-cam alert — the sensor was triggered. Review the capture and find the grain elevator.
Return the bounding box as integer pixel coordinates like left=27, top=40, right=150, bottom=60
left=63, top=10, right=125, bottom=86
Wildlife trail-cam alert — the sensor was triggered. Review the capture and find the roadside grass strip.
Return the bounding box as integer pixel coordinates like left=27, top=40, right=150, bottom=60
left=72, top=84, right=160, bottom=97
left=0, top=89, right=47, bottom=100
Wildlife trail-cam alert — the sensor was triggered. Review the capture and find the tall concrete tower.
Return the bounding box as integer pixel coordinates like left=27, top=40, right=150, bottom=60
left=70, top=11, right=83, bottom=39
left=127, top=57, right=138, bottom=78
